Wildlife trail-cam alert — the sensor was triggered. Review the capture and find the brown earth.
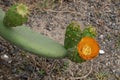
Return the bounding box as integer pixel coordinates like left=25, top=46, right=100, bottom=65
left=0, top=0, right=120, bottom=80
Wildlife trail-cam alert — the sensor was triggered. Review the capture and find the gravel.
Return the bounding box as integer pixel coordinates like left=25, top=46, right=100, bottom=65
left=0, top=0, right=120, bottom=80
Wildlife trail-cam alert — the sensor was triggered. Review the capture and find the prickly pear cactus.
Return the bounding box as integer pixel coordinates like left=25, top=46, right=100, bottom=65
left=64, top=22, right=82, bottom=49
left=3, top=3, right=29, bottom=27
left=64, top=22, right=98, bottom=63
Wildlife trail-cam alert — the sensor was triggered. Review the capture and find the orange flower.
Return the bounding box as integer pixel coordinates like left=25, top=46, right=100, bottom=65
left=77, top=37, right=100, bottom=60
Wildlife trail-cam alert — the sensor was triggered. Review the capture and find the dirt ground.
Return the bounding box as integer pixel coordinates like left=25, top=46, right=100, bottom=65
left=0, top=0, right=120, bottom=80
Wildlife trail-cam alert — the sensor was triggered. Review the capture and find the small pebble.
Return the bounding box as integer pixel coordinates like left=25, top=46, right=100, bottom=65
left=1, top=54, right=12, bottom=63
left=99, top=50, right=105, bottom=55
left=99, top=35, right=104, bottom=39
left=1, top=54, right=9, bottom=60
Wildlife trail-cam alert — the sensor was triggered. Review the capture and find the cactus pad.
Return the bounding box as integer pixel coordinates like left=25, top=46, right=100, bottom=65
left=64, top=22, right=82, bottom=49
left=3, top=4, right=28, bottom=27
left=82, top=26, right=97, bottom=38
left=64, top=22, right=86, bottom=63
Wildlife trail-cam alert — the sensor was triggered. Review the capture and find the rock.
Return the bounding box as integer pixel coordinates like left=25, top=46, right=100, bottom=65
left=99, top=35, right=104, bottom=40
left=99, top=50, right=105, bottom=55
left=1, top=54, right=9, bottom=61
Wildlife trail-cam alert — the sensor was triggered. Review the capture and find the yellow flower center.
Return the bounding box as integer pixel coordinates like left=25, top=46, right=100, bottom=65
left=82, top=45, right=91, bottom=55
left=16, top=3, right=28, bottom=17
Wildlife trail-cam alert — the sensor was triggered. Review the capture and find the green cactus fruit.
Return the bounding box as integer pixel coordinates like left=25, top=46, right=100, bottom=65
left=3, top=3, right=29, bottom=27
left=67, top=47, right=85, bottom=63
left=82, top=26, right=97, bottom=38
left=64, top=22, right=82, bottom=49
left=0, top=8, right=67, bottom=58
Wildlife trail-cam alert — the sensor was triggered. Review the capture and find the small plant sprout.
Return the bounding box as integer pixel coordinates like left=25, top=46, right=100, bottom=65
left=38, top=69, right=45, bottom=75
left=95, top=72, right=108, bottom=80
left=62, top=61, right=69, bottom=70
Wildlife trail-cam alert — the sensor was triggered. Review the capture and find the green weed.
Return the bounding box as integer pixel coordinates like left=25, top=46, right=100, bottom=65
left=38, top=69, right=45, bottom=75
left=95, top=72, right=108, bottom=80
left=37, top=0, right=56, bottom=10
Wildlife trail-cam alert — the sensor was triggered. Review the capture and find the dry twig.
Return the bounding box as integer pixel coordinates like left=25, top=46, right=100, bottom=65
left=44, top=9, right=82, bottom=15
left=69, top=60, right=93, bottom=80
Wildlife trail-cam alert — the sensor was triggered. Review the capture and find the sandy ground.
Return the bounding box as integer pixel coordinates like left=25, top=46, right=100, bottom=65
left=0, top=0, right=120, bottom=80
